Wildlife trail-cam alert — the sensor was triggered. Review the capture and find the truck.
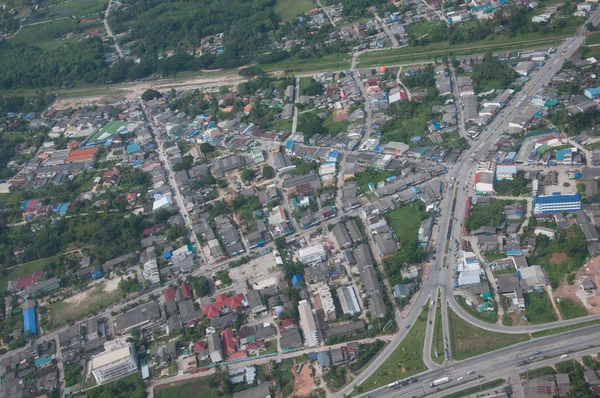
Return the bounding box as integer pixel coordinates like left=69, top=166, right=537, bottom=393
left=430, top=377, right=451, bottom=387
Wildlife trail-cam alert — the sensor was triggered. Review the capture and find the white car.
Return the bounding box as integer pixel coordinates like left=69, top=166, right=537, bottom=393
left=457, top=377, right=464, bottom=382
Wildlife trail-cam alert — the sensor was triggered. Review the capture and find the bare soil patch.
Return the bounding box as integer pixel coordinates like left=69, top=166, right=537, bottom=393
left=555, top=256, right=600, bottom=314
left=549, top=252, right=569, bottom=265
left=293, top=362, right=318, bottom=397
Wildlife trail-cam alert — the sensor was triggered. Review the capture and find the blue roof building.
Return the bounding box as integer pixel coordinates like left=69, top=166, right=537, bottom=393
left=34, top=356, right=53, bottom=368
left=127, top=142, right=141, bottom=154
left=23, top=307, right=37, bottom=335
left=585, top=87, right=600, bottom=99
left=534, top=193, right=581, bottom=214
left=292, top=274, right=303, bottom=287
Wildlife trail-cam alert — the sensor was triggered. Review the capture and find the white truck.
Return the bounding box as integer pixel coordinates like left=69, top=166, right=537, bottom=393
left=430, top=377, right=451, bottom=387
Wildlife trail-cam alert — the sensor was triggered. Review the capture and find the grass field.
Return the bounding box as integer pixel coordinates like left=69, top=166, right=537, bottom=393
left=556, top=298, right=588, bottom=319
left=299, top=76, right=314, bottom=94
left=270, top=118, right=293, bottom=131
left=524, top=291, right=558, bottom=324
left=323, top=114, right=349, bottom=135
left=482, top=250, right=507, bottom=262
left=49, top=282, right=122, bottom=327
left=448, top=307, right=530, bottom=360
left=431, top=290, right=445, bottom=365
left=358, top=305, right=429, bottom=392
left=531, top=319, right=600, bottom=338
left=29, top=0, right=108, bottom=22
left=155, top=376, right=218, bottom=398
left=274, top=0, right=316, bottom=20
left=385, top=205, right=427, bottom=246
left=441, top=379, right=505, bottom=398
left=519, top=366, right=556, bottom=380
left=587, top=32, right=600, bottom=45
left=11, top=18, right=80, bottom=47
left=0, top=256, right=57, bottom=294
left=261, top=52, right=351, bottom=73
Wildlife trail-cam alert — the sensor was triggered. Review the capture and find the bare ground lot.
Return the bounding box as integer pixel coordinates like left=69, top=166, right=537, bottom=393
left=293, top=361, right=318, bottom=397
left=555, top=256, right=600, bottom=315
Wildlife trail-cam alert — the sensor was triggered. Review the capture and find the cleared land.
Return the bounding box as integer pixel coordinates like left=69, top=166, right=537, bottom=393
left=27, top=0, right=108, bottom=22
left=49, top=281, right=122, bottom=327
left=358, top=305, right=429, bottom=392
left=274, top=0, right=316, bottom=21
left=154, top=375, right=217, bottom=398
left=448, top=307, right=530, bottom=360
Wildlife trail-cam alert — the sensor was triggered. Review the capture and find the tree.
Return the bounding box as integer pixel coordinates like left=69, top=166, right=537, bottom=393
left=193, top=276, right=210, bottom=296
left=262, top=165, right=275, bottom=179
left=172, top=156, right=193, bottom=171
left=141, top=89, right=162, bottom=101
left=303, top=81, right=324, bottom=96
left=200, top=142, right=214, bottom=154
left=241, top=168, right=255, bottom=182
left=239, top=66, right=264, bottom=77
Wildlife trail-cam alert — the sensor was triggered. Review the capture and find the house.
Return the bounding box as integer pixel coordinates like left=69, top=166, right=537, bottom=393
left=515, top=61, right=536, bottom=76
left=519, top=265, right=548, bottom=292
left=280, top=328, right=303, bottom=352
left=246, top=290, right=266, bottom=314
left=326, top=320, right=366, bottom=339
left=298, top=300, right=319, bottom=347
left=581, top=279, right=596, bottom=292
left=207, top=332, right=223, bottom=363
left=392, top=283, right=414, bottom=298
left=202, top=293, right=247, bottom=319
left=332, top=223, right=353, bottom=249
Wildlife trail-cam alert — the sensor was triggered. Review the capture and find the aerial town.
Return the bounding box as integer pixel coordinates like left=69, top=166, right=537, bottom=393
left=4, top=0, right=600, bottom=396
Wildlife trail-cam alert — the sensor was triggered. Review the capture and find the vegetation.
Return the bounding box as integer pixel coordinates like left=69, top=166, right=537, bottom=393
left=583, top=355, right=600, bottom=370
left=455, top=295, right=498, bottom=324
left=384, top=202, right=429, bottom=286
left=64, top=364, right=84, bottom=387
left=472, top=53, right=517, bottom=92
left=324, top=366, right=348, bottom=390
left=431, top=291, right=445, bottom=365
left=448, top=307, right=529, bottom=360
left=465, top=198, right=511, bottom=231
left=520, top=367, right=556, bottom=380
left=549, top=108, right=600, bottom=137
left=556, top=297, right=588, bottom=319
left=50, top=283, right=124, bottom=327
left=495, top=171, right=531, bottom=196
left=142, top=89, right=162, bottom=101
left=531, top=319, right=600, bottom=338
left=86, top=374, right=146, bottom=398
left=354, top=167, right=396, bottom=194
left=192, top=275, right=210, bottom=297
left=528, top=225, right=588, bottom=288
left=358, top=305, right=429, bottom=391
left=554, top=360, right=595, bottom=398
left=524, top=291, right=558, bottom=324
left=349, top=340, right=385, bottom=372
left=262, top=165, right=275, bottom=179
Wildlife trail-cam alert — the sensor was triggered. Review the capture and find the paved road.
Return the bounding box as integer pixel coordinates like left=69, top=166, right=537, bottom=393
left=352, top=325, right=600, bottom=398
left=337, top=10, right=600, bottom=396
left=374, top=14, right=399, bottom=48
left=103, top=0, right=124, bottom=58
left=448, top=64, right=469, bottom=141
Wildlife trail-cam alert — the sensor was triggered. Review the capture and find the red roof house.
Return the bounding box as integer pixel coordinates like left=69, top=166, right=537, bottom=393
left=163, top=287, right=176, bottom=301
left=202, top=293, right=247, bottom=319
left=65, top=147, right=99, bottom=163
left=180, top=281, right=193, bottom=300
left=194, top=340, right=207, bottom=352
left=228, top=350, right=248, bottom=360
left=221, top=328, right=237, bottom=355
left=15, top=270, right=43, bottom=290
left=279, top=319, right=296, bottom=331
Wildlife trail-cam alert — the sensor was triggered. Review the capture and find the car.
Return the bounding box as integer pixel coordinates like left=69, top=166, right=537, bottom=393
left=457, top=377, right=464, bottom=381
left=533, top=350, right=541, bottom=355
left=406, top=324, right=411, bottom=329
left=429, top=320, right=432, bottom=324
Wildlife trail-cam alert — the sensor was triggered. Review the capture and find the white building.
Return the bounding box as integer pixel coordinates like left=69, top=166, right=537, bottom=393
left=532, top=13, right=551, bottom=22
left=298, top=300, right=319, bottom=347
left=337, top=286, right=361, bottom=315
left=534, top=226, right=556, bottom=239
left=496, top=165, right=517, bottom=180
left=91, top=341, right=138, bottom=384
left=298, top=244, right=327, bottom=265
left=515, top=61, right=536, bottom=76
left=314, top=283, right=336, bottom=320
left=459, top=251, right=481, bottom=272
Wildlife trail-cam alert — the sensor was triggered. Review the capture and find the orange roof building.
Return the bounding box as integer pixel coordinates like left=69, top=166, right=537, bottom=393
left=65, top=147, right=99, bottom=163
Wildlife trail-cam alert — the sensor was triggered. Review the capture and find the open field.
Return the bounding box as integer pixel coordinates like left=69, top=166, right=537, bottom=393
left=358, top=305, right=429, bottom=392
left=27, top=0, right=108, bottom=22
left=556, top=298, right=588, bottom=319
left=524, top=291, right=559, bottom=324
left=274, top=0, right=316, bottom=21
left=385, top=205, right=426, bottom=246
left=261, top=52, right=351, bottom=73
left=49, top=281, right=122, bottom=327
left=448, top=307, right=530, bottom=360
left=441, top=379, right=505, bottom=398
left=520, top=366, right=556, bottom=380
left=555, top=256, right=600, bottom=315
left=586, top=32, right=600, bottom=45
left=0, top=256, right=57, bottom=294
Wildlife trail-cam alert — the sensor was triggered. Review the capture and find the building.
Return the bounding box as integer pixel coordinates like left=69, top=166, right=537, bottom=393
left=515, top=61, right=536, bottom=76
left=23, top=301, right=37, bottom=336
left=233, top=382, right=270, bottom=398
left=534, top=193, right=581, bottom=213
left=298, top=244, right=327, bottom=265
left=496, top=165, right=517, bottom=180
left=519, top=265, right=549, bottom=291
left=65, top=147, right=99, bottom=163
left=298, top=300, right=319, bottom=347
left=114, top=302, right=161, bottom=334
left=337, top=286, right=361, bottom=315
left=207, top=332, right=223, bottom=363
left=91, top=341, right=138, bottom=384
left=332, top=223, right=352, bottom=249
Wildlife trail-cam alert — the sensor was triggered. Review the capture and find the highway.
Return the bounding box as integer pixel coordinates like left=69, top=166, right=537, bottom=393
left=353, top=325, right=600, bottom=398
left=337, top=9, right=600, bottom=397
